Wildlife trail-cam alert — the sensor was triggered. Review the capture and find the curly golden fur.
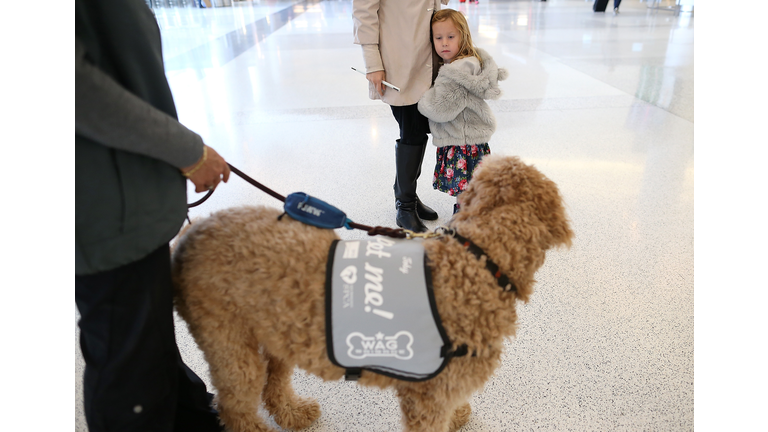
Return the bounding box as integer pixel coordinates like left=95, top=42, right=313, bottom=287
left=171, top=155, right=573, bottom=432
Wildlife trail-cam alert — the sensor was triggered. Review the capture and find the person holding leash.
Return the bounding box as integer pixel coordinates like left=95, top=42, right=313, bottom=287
left=76, top=0, right=229, bottom=430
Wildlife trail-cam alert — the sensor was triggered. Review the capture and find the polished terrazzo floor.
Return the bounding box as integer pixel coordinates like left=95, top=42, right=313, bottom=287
left=75, top=0, right=695, bottom=430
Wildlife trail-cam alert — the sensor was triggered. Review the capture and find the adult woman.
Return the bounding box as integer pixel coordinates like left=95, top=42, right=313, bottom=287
left=353, top=0, right=450, bottom=232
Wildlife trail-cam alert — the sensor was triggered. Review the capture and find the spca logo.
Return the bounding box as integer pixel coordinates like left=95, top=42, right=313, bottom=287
left=346, top=331, right=414, bottom=360
left=340, top=265, right=357, bottom=284
left=339, top=266, right=356, bottom=309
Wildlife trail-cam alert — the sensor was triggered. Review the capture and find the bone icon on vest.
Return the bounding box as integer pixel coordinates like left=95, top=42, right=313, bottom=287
left=346, top=331, right=414, bottom=360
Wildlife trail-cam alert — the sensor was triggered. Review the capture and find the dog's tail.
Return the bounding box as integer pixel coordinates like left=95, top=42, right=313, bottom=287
left=169, top=219, right=197, bottom=299
left=171, top=219, right=195, bottom=253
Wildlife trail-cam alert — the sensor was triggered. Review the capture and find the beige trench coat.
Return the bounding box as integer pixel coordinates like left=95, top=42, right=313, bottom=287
left=353, top=0, right=450, bottom=106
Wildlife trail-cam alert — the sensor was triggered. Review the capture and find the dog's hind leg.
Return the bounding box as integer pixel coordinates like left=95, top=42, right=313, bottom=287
left=262, top=352, right=321, bottom=430
left=191, top=321, right=277, bottom=432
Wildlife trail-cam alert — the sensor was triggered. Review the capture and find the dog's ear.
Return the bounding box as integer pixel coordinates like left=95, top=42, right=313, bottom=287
left=511, top=159, right=573, bottom=249
left=459, top=156, right=573, bottom=249
left=456, top=155, right=509, bottom=214
left=529, top=173, right=573, bottom=249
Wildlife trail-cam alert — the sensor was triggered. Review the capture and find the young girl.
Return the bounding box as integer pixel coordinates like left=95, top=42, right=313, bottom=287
left=418, top=9, right=508, bottom=214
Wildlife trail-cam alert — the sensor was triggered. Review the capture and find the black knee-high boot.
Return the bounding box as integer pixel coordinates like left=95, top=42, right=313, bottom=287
left=394, top=140, right=427, bottom=232
left=414, top=142, right=438, bottom=221
left=393, top=140, right=438, bottom=221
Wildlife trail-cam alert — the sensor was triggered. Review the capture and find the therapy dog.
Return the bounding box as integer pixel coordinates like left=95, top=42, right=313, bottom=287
left=171, top=155, right=573, bottom=432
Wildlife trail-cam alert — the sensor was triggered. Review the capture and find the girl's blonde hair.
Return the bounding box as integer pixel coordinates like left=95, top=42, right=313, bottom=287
left=431, top=9, right=483, bottom=68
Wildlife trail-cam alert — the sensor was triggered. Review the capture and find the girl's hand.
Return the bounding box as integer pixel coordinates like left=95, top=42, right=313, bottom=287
left=366, top=71, right=386, bottom=96
left=181, top=145, right=231, bottom=193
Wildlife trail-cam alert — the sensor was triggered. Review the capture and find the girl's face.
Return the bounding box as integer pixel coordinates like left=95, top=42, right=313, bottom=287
left=432, top=19, right=461, bottom=62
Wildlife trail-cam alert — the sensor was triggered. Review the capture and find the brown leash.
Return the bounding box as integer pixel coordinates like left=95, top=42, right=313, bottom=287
left=188, top=163, right=409, bottom=239
left=187, top=165, right=516, bottom=295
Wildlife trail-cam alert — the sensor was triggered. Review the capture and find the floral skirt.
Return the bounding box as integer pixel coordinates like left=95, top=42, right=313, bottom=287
left=433, top=143, right=491, bottom=196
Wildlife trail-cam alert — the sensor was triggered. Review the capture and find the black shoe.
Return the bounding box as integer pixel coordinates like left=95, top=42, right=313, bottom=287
left=394, top=197, right=438, bottom=220
left=396, top=200, right=427, bottom=233
left=416, top=198, right=438, bottom=220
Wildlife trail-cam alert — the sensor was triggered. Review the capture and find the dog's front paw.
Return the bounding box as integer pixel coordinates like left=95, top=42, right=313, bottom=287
left=449, top=403, right=471, bottom=432
left=270, top=397, right=321, bottom=430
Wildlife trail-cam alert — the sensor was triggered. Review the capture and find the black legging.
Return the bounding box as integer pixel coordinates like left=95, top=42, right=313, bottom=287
left=390, top=103, right=430, bottom=146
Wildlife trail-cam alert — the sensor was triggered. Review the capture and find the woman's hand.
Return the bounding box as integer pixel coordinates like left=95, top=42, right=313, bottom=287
left=181, top=145, right=231, bottom=193
left=366, top=70, right=387, bottom=97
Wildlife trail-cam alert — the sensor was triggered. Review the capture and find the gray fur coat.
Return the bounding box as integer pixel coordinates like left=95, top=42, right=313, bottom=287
left=417, top=48, right=508, bottom=147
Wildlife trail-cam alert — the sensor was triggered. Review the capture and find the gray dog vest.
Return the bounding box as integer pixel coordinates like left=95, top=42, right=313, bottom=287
left=325, top=238, right=453, bottom=381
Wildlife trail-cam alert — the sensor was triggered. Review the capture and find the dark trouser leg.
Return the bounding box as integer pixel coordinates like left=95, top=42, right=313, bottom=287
left=76, top=244, right=222, bottom=432
left=174, top=364, right=223, bottom=432
left=390, top=104, right=437, bottom=229
left=614, top=0, right=621, bottom=9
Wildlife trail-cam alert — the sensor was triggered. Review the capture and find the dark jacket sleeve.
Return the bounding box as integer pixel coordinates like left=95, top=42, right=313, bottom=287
left=75, top=37, right=203, bottom=168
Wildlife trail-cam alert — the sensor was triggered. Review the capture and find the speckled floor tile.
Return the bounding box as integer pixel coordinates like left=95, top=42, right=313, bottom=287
left=76, top=1, right=694, bottom=430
